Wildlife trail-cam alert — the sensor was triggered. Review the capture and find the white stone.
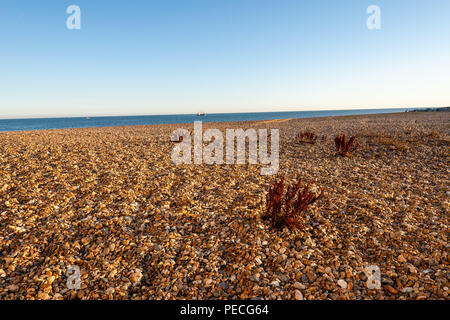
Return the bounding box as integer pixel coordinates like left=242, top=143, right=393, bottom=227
left=294, top=290, right=304, bottom=300
left=401, top=287, right=413, bottom=293
left=337, top=279, right=348, bottom=289
left=294, top=282, right=306, bottom=290
left=270, top=280, right=280, bottom=287
left=205, top=279, right=213, bottom=286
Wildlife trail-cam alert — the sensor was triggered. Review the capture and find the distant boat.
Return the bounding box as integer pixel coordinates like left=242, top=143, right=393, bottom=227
left=197, top=112, right=206, bottom=116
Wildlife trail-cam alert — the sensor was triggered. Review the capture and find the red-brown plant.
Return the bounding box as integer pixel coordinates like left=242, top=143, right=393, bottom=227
left=296, top=131, right=317, bottom=144
left=334, top=134, right=358, bottom=157
left=264, top=177, right=324, bottom=229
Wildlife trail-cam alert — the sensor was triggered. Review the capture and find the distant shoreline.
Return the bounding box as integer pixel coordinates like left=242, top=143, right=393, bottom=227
left=0, top=108, right=418, bottom=133
left=407, top=106, right=450, bottom=113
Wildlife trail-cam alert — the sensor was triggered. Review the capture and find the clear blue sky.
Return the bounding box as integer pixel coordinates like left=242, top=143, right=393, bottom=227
left=1, top=0, right=449, bottom=117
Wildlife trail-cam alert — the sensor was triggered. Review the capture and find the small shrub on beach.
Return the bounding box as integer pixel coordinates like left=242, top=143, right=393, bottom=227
left=297, top=131, right=317, bottom=144
left=264, top=177, right=324, bottom=229
left=334, top=134, right=358, bottom=157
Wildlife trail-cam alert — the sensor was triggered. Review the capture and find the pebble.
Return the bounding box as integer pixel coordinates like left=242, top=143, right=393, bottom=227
left=270, top=280, right=280, bottom=287
left=294, top=282, right=306, bottom=290
left=53, top=293, right=63, bottom=300
left=302, top=274, right=309, bottom=284
left=384, top=285, right=398, bottom=295
left=337, top=279, right=348, bottom=289
left=105, top=288, right=115, bottom=295
left=401, top=287, right=413, bottom=293
left=130, top=271, right=143, bottom=285
left=7, top=284, right=19, bottom=292
left=219, top=283, right=229, bottom=290
left=294, top=290, right=304, bottom=300
left=37, top=292, right=50, bottom=300
left=381, top=277, right=394, bottom=286
left=205, top=279, right=213, bottom=286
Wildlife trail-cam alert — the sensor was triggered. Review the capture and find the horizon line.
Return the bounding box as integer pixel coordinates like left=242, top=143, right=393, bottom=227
left=0, top=106, right=445, bottom=120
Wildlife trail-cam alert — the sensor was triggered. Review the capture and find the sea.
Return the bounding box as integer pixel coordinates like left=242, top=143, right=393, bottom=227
left=0, top=108, right=410, bottom=132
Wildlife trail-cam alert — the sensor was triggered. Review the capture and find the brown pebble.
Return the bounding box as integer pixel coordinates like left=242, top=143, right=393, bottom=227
left=384, top=285, right=398, bottom=295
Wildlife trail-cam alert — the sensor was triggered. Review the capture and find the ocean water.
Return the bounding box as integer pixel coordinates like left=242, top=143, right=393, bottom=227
left=0, top=108, right=409, bottom=132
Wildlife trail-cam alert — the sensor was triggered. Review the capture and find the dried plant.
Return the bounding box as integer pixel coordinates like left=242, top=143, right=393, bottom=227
left=264, top=177, right=324, bottom=229
left=334, top=134, right=358, bottom=157
left=296, top=131, right=318, bottom=144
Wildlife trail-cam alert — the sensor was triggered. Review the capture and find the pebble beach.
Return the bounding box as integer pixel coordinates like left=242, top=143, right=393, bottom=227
left=0, top=111, right=448, bottom=300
